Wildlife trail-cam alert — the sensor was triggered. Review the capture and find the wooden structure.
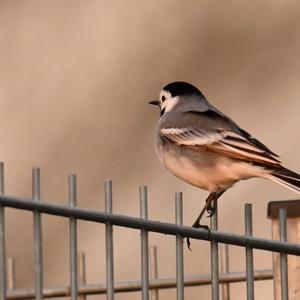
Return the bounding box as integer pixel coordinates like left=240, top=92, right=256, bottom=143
left=268, top=199, right=300, bottom=300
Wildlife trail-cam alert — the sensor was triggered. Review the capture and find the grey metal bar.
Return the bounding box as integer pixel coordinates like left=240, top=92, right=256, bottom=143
left=1, top=195, right=300, bottom=255
left=175, top=192, right=184, bottom=300
left=279, top=209, right=288, bottom=300
left=32, top=168, right=43, bottom=300
left=0, top=162, right=6, bottom=300
left=149, top=246, right=159, bottom=300
left=210, top=200, right=219, bottom=300
left=78, top=253, right=86, bottom=283
left=78, top=252, right=87, bottom=300
left=6, top=269, right=274, bottom=299
left=220, top=244, right=230, bottom=300
left=69, top=174, right=78, bottom=300
left=105, top=180, right=114, bottom=300
left=245, top=203, right=254, bottom=300
left=7, top=258, right=16, bottom=291
left=140, top=186, right=149, bottom=300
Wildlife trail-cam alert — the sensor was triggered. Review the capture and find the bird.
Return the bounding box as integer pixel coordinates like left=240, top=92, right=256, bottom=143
left=149, top=81, right=300, bottom=246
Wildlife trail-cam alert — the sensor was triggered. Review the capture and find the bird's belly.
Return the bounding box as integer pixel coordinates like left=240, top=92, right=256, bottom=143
left=157, top=143, right=262, bottom=192
left=166, top=157, right=219, bottom=190
left=163, top=152, right=227, bottom=191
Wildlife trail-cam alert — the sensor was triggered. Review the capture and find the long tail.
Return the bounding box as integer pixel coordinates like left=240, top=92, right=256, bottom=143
left=265, top=166, right=300, bottom=194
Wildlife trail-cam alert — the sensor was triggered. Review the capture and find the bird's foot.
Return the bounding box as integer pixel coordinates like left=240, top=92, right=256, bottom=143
left=206, top=206, right=216, bottom=217
left=186, top=222, right=210, bottom=251
left=192, top=220, right=210, bottom=230
left=205, top=198, right=217, bottom=217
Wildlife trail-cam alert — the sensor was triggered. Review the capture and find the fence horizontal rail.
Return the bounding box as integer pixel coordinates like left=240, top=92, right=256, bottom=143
left=6, top=269, right=273, bottom=299
left=0, top=195, right=300, bottom=255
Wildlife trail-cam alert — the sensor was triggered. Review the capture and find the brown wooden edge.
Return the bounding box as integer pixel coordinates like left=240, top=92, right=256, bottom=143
left=267, top=199, right=300, bottom=219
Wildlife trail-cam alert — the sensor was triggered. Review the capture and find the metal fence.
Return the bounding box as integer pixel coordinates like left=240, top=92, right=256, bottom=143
left=0, top=162, right=299, bottom=300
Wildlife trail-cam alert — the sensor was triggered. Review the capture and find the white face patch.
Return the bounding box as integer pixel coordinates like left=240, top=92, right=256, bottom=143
left=162, top=96, right=180, bottom=113
left=158, top=90, right=181, bottom=115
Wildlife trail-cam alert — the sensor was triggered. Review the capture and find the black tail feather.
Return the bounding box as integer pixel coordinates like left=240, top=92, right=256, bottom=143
left=267, top=166, right=300, bottom=193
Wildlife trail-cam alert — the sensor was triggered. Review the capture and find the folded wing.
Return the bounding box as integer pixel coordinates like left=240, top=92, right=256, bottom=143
left=160, top=127, right=281, bottom=165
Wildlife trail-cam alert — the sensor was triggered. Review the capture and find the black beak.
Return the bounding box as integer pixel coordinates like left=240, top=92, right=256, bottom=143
left=148, top=100, right=160, bottom=106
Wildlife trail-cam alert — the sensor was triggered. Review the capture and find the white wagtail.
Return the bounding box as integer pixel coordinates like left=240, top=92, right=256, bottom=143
left=149, top=81, right=300, bottom=239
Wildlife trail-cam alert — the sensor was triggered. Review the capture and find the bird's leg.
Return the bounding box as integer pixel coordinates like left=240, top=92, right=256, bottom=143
left=187, top=190, right=226, bottom=250
left=187, top=192, right=216, bottom=250
left=191, top=192, right=216, bottom=229
left=207, top=197, right=218, bottom=217
left=206, top=190, right=226, bottom=217
left=206, top=198, right=215, bottom=217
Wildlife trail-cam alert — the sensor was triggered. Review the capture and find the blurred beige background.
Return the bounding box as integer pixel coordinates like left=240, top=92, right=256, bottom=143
left=0, top=1, right=300, bottom=299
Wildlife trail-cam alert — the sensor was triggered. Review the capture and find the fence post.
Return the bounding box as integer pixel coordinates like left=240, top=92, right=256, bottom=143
left=149, top=246, right=159, bottom=300
left=69, top=174, right=78, bottom=300
left=220, top=244, right=230, bottom=300
left=175, top=192, right=184, bottom=300
left=78, top=252, right=87, bottom=300
left=268, top=200, right=300, bottom=300
left=245, top=203, right=254, bottom=300
left=32, top=167, right=43, bottom=300
left=211, top=200, right=219, bottom=300
left=7, top=258, right=16, bottom=291
left=105, top=180, right=114, bottom=300
left=140, top=186, right=149, bottom=300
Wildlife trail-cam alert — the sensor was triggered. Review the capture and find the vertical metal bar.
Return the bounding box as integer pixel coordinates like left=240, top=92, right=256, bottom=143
left=149, top=246, right=159, bottom=300
left=69, top=174, right=78, bottom=300
left=140, top=186, right=149, bottom=300
left=32, top=168, right=43, bottom=300
left=78, top=252, right=87, bottom=300
left=7, top=258, right=16, bottom=291
left=279, top=209, right=288, bottom=300
left=210, top=200, right=219, bottom=300
left=105, top=180, right=114, bottom=300
left=245, top=203, right=254, bottom=300
left=0, top=162, right=6, bottom=300
left=175, top=192, right=184, bottom=300
left=220, top=244, right=230, bottom=300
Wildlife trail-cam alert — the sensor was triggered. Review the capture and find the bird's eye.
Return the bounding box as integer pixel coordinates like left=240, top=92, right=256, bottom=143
left=161, top=95, right=166, bottom=102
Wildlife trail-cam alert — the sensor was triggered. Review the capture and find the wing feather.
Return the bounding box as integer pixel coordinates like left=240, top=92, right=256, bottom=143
left=160, top=127, right=280, bottom=165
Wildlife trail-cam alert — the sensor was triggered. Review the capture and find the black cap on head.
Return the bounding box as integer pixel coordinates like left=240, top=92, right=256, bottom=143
left=163, top=81, right=205, bottom=98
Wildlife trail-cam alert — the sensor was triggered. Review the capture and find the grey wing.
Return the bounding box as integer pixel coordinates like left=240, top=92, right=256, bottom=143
left=159, top=110, right=280, bottom=165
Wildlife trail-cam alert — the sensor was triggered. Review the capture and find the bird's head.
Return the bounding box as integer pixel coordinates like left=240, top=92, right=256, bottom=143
left=149, top=81, right=205, bottom=116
